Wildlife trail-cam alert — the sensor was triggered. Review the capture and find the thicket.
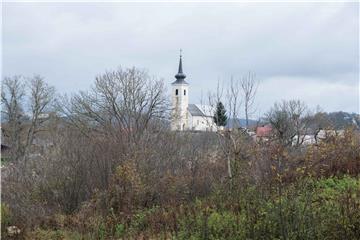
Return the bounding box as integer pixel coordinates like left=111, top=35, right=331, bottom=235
left=2, top=128, right=359, bottom=239
left=1, top=72, right=359, bottom=239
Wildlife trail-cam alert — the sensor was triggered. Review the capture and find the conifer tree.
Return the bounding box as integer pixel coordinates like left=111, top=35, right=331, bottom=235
left=214, top=101, right=228, bottom=127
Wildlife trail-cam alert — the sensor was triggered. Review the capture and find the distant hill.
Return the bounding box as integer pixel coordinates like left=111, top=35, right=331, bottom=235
left=325, top=111, right=360, bottom=129
left=225, top=118, right=258, bottom=129
left=237, top=111, right=360, bottom=131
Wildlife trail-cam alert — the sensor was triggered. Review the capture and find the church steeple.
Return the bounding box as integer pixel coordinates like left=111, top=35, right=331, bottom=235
left=174, top=49, right=187, bottom=84
left=171, top=49, right=189, bottom=131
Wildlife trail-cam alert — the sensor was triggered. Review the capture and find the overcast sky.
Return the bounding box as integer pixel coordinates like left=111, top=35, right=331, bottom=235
left=2, top=2, right=359, bottom=116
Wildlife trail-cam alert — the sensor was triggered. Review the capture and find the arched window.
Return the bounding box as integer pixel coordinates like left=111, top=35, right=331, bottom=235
left=184, top=89, right=186, bottom=95
left=175, top=89, right=178, bottom=95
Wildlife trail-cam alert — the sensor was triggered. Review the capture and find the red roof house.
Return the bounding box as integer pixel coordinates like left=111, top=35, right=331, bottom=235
left=256, top=125, right=272, bottom=137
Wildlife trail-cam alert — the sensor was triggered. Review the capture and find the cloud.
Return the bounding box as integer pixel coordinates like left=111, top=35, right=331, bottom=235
left=2, top=2, right=359, bottom=115
left=256, top=75, right=359, bottom=114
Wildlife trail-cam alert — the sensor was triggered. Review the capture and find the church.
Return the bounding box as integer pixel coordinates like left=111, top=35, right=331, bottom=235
left=171, top=53, right=217, bottom=132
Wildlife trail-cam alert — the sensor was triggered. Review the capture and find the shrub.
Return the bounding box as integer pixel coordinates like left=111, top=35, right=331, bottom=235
left=115, top=223, right=125, bottom=238
left=97, top=222, right=106, bottom=240
left=1, top=203, right=12, bottom=228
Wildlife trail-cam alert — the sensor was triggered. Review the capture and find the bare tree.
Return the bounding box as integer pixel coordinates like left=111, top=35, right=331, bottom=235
left=241, top=72, right=258, bottom=128
left=58, top=67, right=168, bottom=145
left=1, top=76, right=25, bottom=162
left=222, top=77, right=242, bottom=183
left=24, top=76, right=55, bottom=159
left=266, top=100, right=310, bottom=147
left=226, top=76, right=242, bottom=126
left=199, top=79, right=224, bottom=131
left=1, top=75, right=55, bottom=162
left=203, top=76, right=252, bottom=188
left=305, top=106, right=333, bottom=144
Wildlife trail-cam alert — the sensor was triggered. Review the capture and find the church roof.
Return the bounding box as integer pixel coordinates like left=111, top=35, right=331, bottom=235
left=188, top=104, right=204, bottom=116
left=188, top=104, right=215, bottom=117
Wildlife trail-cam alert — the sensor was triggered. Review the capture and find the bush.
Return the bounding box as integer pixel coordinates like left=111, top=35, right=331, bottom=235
left=1, top=203, right=12, bottom=227
left=24, top=229, right=85, bottom=240
left=147, top=176, right=360, bottom=239
left=114, top=223, right=125, bottom=238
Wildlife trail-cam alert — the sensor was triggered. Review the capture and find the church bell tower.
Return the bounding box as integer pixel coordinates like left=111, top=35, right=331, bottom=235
left=171, top=50, right=189, bottom=131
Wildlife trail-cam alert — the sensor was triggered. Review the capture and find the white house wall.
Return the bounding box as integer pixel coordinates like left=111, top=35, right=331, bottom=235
left=188, top=115, right=216, bottom=131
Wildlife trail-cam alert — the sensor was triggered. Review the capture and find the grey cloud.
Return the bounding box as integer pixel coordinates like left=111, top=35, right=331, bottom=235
left=2, top=2, right=359, bottom=115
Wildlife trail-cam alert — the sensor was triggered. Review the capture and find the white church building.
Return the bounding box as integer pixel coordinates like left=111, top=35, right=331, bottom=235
left=171, top=53, right=217, bottom=132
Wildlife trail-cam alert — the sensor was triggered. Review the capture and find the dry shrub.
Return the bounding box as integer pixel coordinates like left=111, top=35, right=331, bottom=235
left=108, top=161, right=145, bottom=214
left=306, top=128, right=360, bottom=177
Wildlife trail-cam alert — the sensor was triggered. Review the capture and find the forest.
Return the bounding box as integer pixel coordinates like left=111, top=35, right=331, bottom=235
left=1, top=67, right=359, bottom=239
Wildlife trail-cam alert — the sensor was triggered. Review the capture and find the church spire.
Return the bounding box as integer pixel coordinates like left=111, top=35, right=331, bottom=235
left=174, top=49, right=187, bottom=83
left=178, top=53, right=183, bottom=74
left=178, top=49, right=183, bottom=74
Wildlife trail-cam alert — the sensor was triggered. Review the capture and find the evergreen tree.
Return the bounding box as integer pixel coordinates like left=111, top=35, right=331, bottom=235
left=214, top=101, right=228, bottom=127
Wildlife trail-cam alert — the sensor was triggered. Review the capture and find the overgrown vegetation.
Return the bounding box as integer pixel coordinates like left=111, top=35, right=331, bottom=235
left=1, top=70, right=359, bottom=239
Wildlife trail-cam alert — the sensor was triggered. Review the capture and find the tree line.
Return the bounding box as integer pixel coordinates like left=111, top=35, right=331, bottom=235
left=1, top=67, right=359, bottom=239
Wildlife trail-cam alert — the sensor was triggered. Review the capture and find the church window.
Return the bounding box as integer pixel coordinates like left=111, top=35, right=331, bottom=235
left=175, top=89, right=178, bottom=95
left=184, top=89, right=186, bottom=95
